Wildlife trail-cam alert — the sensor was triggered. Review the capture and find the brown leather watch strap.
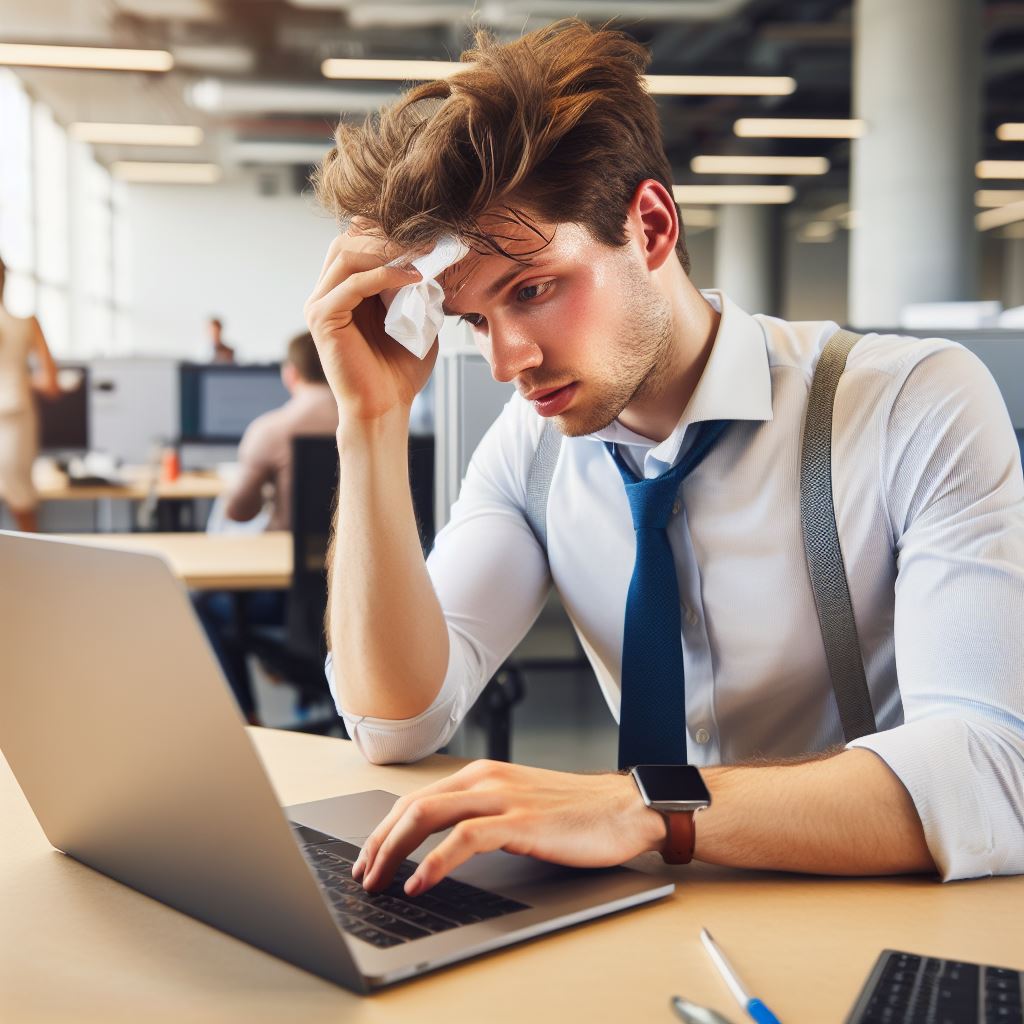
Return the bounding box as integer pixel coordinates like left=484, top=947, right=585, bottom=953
left=659, top=810, right=696, bottom=864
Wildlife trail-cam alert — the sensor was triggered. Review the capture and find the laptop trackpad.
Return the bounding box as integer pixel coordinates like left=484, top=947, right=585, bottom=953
left=285, top=790, right=578, bottom=889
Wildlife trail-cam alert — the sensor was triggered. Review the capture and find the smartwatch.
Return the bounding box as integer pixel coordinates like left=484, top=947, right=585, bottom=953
left=630, top=764, right=711, bottom=865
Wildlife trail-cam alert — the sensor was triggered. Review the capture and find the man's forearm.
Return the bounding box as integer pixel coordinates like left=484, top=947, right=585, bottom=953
left=328, top=407, right=449, bottom=719
left=694, top=748, right=936, bottom=875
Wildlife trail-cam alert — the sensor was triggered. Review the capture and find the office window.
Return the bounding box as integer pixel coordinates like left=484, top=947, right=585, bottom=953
left=0, top=70, right=34, bottom=276
left=34, top=102, right=69, bottom=290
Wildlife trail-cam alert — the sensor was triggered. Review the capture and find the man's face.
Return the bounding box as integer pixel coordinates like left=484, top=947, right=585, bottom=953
left=440, top=218, right=673, bottom=437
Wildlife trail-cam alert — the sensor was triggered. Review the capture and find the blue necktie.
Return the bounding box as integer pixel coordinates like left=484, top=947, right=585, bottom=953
left=606, top=420, right=731, bottom=769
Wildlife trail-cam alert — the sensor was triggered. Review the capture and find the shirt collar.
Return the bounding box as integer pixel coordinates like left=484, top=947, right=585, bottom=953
left=590, top=290, right=773, bottom=473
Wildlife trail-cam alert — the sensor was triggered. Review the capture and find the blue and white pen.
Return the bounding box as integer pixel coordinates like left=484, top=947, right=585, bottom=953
left=700, top=928, right=782, bottom=1024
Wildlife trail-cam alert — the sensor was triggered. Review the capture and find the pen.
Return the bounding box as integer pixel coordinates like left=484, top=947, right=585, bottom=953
left=700, top=927, right=782, bottom=1024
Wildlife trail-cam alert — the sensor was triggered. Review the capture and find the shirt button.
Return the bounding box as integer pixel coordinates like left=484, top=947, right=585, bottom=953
left=694, top=728, right=711, bottom=745
left=672, top=500, right=681, bottom=515
left=685, top=606, right=699, bottom=626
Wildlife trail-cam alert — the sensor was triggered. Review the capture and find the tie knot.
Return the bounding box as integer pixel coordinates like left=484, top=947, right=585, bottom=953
left=622, top=472, right=683, bottom=530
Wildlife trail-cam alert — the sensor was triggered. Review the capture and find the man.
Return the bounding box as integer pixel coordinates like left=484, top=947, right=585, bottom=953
left=195, top=330, right=338, bottom=723
left=208, top=316, right=236, bottom=364
left=304, top=21, right=1024, bottom=898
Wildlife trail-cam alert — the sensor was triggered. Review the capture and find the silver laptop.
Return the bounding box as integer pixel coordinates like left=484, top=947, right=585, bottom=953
left=0, top=532, right=673, bottom=992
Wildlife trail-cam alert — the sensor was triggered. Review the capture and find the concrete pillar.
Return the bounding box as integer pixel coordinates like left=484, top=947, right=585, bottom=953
left=713, top=204, right=780, bottom=315
left=1005, top=237, right=1024, bottom=309
left=848, top=0, right=981, bottom=327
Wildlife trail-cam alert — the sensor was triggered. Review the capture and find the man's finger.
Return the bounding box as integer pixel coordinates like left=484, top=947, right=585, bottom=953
left=404, top=816, right=513, bottom=895
left=308, top=248, right=396, bottom=306
left=360, top=790, right=506, bottom=892
left=306, top=264, right=421, bottom=335
left=353, top=761, right=503, bottom=881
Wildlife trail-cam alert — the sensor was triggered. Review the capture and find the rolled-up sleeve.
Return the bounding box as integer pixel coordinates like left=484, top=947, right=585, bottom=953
left=325, top=395, right=552, bottom=764
left=848, top=343, right=1024, bottom=880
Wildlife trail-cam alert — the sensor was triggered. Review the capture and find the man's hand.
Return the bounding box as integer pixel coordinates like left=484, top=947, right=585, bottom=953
left=352, top=760, right=668, bottom=896
left=304, top=222, right=432, bottom=422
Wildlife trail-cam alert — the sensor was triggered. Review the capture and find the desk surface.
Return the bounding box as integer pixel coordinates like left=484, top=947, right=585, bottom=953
left=34, top=464, right=225, bottom=502
left=57, top=531, right=292, bottom=590
left=1, top=728, right=1021, bottom=1024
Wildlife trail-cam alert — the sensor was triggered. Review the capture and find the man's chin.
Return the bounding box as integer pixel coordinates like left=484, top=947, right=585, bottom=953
left=554, top=402, right=621, bottom=438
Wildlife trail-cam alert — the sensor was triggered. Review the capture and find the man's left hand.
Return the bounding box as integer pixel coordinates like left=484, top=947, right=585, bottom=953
left=352, top=760, right=668, bottom=896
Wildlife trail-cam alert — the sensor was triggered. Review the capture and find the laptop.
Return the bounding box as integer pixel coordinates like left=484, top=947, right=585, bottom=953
left=0, top=532, right=673, bottom=993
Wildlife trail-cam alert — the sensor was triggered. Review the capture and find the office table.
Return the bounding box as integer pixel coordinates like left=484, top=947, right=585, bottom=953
left=33, top=465, right=226, bottom=503
left=58, top=530, right=292, bottom=590
left=1, top=728, right=1021, bottom=1024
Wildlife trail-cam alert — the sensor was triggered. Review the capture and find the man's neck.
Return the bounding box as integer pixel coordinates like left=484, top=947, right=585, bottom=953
left=616, top=269, right=721, bottom=443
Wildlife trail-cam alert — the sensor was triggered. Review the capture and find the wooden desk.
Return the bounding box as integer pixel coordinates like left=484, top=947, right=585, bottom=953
left=58, top=531, right=292, bottom=590
left=33, top=464, right=225, bottom=502
left=1, top=729, right=1021, bottom=1023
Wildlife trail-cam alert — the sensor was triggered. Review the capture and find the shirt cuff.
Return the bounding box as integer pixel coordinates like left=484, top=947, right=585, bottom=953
left=323, top=649, right=466, bottom=764
left=847, top=716, right=1008, bottom=881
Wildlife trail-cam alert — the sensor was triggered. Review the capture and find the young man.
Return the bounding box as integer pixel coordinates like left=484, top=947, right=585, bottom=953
left=304, top=21, right=1024, bottom=898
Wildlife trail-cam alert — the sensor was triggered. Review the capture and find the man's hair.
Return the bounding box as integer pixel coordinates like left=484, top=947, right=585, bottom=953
left=287, top=330, right=327, bottom=384
left=209, top=316, right=223, bottom=329
left=0, top=254, right=6, bottom=301
left=313, top=19, right=689, bottom=273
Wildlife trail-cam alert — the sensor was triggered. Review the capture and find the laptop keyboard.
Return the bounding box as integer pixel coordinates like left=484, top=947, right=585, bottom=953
left=290, top=823, right=531, bottom=949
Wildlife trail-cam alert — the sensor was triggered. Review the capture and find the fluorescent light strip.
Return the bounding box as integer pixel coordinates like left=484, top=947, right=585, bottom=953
left=976, top=190, right=1024, bottom=207
left=976, top=200, right=1024, bottom=231
left=734, top=118, right=865, bottom=139
left=321, top=58, right=462, bottom=80
left=976, top=160, right=1024, bottom=180
left=111, top=161, right=220, bottom=184
left=996, top=123, right=1024, bottom=142
left=691, top=154, right=829, bottom=175
left=321, top=59, right=795, bottom=96
left=70, top=123, right=203, bottom=146
left=673, top=185, right=795, bottom=205
left=645, top=75, right=795, bottom=96
left=0, top=43, right=173, bottom=72
left=679, top=208, right=717, bottom=229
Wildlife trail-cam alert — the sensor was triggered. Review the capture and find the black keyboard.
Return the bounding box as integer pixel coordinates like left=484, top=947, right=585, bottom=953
left=846, top=949, right=1023, bottom=1024
left=290, top=823, right=530, bottom=949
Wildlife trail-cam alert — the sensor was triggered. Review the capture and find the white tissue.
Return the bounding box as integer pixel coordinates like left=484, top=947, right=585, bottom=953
left=382, top=236, right=470, bottom=358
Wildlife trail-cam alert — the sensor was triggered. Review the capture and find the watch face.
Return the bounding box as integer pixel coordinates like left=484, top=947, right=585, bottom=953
left=633, top=765, right=711, bottom=805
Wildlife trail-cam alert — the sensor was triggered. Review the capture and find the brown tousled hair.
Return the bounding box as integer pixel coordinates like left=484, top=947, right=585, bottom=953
left=313, top=19, right=689, bottom=273
left=287, top=330, right=328, bottom=384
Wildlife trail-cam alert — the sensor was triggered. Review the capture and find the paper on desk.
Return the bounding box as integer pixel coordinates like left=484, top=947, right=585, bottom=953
left=382, top=236, right=469, bottom=358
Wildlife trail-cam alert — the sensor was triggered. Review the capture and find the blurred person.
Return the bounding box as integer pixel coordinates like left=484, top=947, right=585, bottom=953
left=0, top=255, right=60, bottom=533
left=208, top=316, right=236, bottom=364
left=306, top=19, right=1024, bottom=895
left=194, top=330, right=338, bottom=724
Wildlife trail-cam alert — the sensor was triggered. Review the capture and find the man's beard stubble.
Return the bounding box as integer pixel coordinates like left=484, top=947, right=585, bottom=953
left=555, top=265, right=675, bottom=438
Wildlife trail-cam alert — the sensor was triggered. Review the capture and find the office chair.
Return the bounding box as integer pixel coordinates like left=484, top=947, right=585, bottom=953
left=241, top=435, right=344, bottom=735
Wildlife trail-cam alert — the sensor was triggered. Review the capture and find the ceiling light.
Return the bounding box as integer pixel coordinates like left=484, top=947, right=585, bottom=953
left=645, top=75, right=796, bottom=96
left=70, top=123, right=203, bottom=146
left=188, top=78, right=396, bottom=114
left=976, top=161, right=1024, bottom=180
left=733, top=118, right=865, bottom=139
left=976, top=200, right=1024, bottom=231
left=231, top=141, right=332, bottom=164
left=111, top=162, right=221, bottom=184
left=690, top=155, right=830, bottom=175
left=672, top=185, right=795, bottom=205
left=321, top=58, right=463, bottom=80
left=797, top=221, right=837, bottom=243
left=976, top=190, right=1024, bottom=207
left=0, top=43, right=173, bottom=72
left=996, top=123, right=1024, bottom=142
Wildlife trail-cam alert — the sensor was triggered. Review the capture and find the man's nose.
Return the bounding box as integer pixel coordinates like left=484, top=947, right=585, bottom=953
left=487, top=324, right=542, bottom=384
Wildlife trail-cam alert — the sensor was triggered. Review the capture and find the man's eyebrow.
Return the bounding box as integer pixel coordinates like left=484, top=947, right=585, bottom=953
left=442, top=261, right=553, bottom=317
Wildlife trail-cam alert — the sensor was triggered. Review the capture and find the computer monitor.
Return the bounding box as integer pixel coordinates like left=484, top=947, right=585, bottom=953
left=179, top=363, right=290, bottom=444
left=36, top=365, right=89, bottom=453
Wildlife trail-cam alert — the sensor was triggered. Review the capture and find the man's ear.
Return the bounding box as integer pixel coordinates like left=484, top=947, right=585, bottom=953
left=626, top=179, right=679, bottom=272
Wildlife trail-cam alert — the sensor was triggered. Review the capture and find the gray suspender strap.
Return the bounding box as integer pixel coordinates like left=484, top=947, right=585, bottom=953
left=524, top=420, right=562, bottom=549
left=524, top=325, right=877, bottom=743
left=800, top=328, right=877, bottom=742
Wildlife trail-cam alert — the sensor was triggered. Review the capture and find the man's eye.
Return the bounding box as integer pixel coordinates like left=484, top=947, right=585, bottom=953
left=517, top=281, right=553, bottom=302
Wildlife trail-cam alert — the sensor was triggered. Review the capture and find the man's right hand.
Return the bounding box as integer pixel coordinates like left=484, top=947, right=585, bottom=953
left=304, top=222, right=433, bottom=422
